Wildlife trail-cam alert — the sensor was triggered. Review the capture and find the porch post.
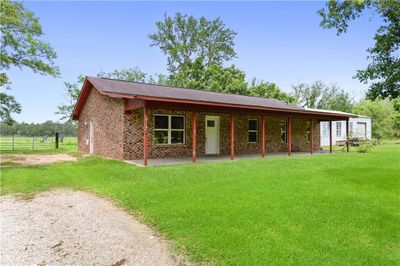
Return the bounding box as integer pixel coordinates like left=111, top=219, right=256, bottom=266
left=329, top=120, right=333, bottom=153
left=288, top=117, right=292, bottom=156
left=143, top=105, right=148, bottom=166
left=230, top=114, right=234, bottom=160
left=346, top=119, right=349, bottom=152
left=192, top=112, right=197, bottom=162
left=261, top=116, right=265, bottom=158
left=310, top=119, right=313, bottom=155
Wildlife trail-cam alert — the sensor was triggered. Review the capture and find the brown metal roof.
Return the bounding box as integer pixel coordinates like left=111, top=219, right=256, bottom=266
left=88, top=76, right=303, bottom=110
left=72, top=76, right=356, bottom=120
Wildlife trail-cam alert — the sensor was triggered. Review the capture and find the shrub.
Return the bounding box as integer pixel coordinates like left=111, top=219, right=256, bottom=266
left=357, top=142, right=374, bottom=153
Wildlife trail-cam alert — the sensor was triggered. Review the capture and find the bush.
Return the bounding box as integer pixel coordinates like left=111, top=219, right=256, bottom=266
left=357, top=142, right=374, bottom=153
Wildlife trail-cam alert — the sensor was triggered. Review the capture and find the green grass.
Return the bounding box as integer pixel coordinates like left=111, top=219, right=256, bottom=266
left=1, top=144, right=399, bottom=265
left=0, top=136, right=77, bottom=153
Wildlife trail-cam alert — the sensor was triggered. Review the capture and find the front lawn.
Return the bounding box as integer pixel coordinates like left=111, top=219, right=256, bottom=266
left=1, top=144, right=399, bottom=265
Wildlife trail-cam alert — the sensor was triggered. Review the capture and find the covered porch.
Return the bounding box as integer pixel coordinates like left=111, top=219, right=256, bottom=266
left=126, top=98, right=352, bottom=166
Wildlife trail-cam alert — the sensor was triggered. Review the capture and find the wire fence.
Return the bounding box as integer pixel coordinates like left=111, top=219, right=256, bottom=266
left=0, top=135, right=76, bottom=151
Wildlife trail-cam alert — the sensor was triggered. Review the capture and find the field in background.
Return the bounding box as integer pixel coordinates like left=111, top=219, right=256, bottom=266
left=0, top=136, right=77, bottom=153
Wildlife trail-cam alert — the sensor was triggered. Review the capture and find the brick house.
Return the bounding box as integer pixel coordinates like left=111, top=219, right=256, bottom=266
left=72, top=76, right=353, bottom=165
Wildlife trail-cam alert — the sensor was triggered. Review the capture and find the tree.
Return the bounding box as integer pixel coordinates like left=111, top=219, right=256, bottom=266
left=0, top=0, right=59, bottom=124
left=149, top=13, right=294, bottom=102
left=318, top=0, right=400, bottom=100
left=0, top=92, right=21, bottom=125
left=290, top=81, right=353, bottom=112
left=149, top=13, right=237, bottom=74
left=248, top=79, right=294, bottom=103
left=56, top=75, right=85, bottom=120
left=57, top=67, right=165, bottom=120
left=170, top=58, right=248, bottom=95
left=391, top=98, right=400, bottom=138
left=353, top=99, right=396, bottom=139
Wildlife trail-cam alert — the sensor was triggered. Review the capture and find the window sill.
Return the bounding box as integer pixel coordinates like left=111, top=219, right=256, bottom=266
left=154, top=143, right=186, bottom=147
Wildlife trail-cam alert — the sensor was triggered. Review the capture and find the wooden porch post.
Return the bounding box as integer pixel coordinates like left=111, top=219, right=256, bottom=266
left=310, top=119, right=313, bottom=155
left=192, top=112, right=197, bottom=162
left=230, top=114, right=234, bottom=160
left=346, top=120, right=349, bottom=152
left=143, top=105, right=148, bottom=166
left=329, top=120, right=333, bottom=153
left=288, top=117, right=292, bottom=156
left=261, top=116, right=265, bottom=158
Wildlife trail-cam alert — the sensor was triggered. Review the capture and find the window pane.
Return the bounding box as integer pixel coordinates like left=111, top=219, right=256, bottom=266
left=171, top=116, right=184, bottom=129
left=281, top=131, right=287, bottom=143
left=171, top=130, right=184, bottom=144
left=280, top=120, right=287, bottom=131
left=155, top=115, right=168, bottom=129
left=248, top=132, right=257, bottom=143
left=249, top=120, right=258, bottom=130
left=154, top=130, right=168, bottom=144
left=207, top=120, right=215, bottom=127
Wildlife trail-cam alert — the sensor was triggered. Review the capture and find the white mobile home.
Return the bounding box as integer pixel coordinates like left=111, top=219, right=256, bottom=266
left=320, top=116, right=371, bottom=146
left=305, top=108, right=372, bottom=146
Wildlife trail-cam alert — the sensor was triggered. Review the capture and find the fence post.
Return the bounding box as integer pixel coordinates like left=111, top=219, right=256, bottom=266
left=32, top=136, right=35, bottom=150
left=55, top=132, right=59, bottom=149
left=12, top=134, right=15, bottom=151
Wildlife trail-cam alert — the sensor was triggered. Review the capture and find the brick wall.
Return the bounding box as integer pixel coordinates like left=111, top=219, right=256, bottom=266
left=123, top=108, right=320, bottom=160
left=78, top=87, right=125, bottom=159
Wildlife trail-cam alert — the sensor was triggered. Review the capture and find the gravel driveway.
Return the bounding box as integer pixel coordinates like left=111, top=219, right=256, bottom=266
left=0, top=190, right=185, bottom=266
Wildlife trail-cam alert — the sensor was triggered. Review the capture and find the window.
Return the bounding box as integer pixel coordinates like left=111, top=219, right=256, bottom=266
left=322, top=122, right=329, bottom=137
left=306, top=121, right=311, bottom=142
left=248, top=119, right=258, bottom=143
left=336, top=122, right=342, bottom=137
left=154, top=115, right=185, bottom=144
left=207, top=120, right=215, bottom=127
left=280, top=120, right=287, bottom=143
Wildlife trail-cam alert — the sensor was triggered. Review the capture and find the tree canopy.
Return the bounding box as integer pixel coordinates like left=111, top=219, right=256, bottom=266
left=290, top=81, right=353, bottom=112
left=318, top=0, right=400, bottom=100
left=1, top=120, right=77, bottom=136
left=353, top=98, right=398, bottom=139
left=149, top=13, right=237, bottom=75
left=0, top=0, right=59, bottom=125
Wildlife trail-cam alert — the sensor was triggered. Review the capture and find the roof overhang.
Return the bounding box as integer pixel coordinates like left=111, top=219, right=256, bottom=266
left=72, top=77, right=357, bottom=120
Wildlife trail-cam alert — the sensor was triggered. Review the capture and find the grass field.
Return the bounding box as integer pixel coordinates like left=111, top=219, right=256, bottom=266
left=1, top=144, right=399, bottom=265
left=0, top=136, right=77, bottom=153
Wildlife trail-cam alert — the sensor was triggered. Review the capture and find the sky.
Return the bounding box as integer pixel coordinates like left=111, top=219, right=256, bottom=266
left=7, top=1, right=381, bottom=123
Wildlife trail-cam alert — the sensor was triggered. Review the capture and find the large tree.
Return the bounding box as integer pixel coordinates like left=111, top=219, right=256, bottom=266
left=0, top=0, right=59, bottom=125
left=149, top=13, right=237, bottom=75
left=149, top=13, right=292, bottom=102
left=318, top=0, right=400, bottom=100
left=290, top=81, right=353, bottom=112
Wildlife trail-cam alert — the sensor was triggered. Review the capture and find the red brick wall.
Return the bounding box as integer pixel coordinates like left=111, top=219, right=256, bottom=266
left=123, top=108, right=321, bottom=160
left=78, top=87, right=125, bottom=159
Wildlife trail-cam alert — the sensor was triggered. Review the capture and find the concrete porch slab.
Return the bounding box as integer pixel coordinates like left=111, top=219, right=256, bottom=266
left=124, top=151, right=330, bottom=167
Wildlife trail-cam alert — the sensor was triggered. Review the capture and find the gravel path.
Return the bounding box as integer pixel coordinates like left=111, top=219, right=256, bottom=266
left=0, top=190, right=184, bottom=266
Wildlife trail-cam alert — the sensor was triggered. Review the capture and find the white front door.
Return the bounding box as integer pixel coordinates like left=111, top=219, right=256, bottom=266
left=89, top=120, right=94, bottom=154
left=205, top=116, right=220, bottom=155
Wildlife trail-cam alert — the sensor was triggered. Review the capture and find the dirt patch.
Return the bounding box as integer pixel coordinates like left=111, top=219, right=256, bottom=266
left=0, top=190, right=186, bottom=265
left=0, top=154, right=77, bottom=166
